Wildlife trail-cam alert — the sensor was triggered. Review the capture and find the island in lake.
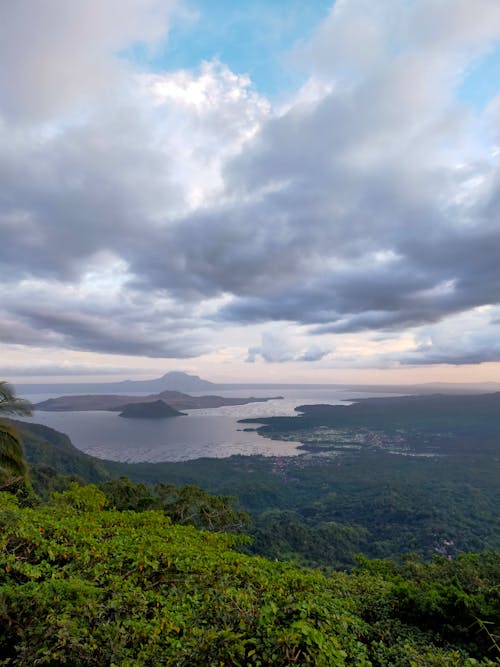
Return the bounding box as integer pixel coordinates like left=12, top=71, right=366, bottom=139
left=118, top=400, right=186, bottom=419
left=34, top=390, right=283, bottom=412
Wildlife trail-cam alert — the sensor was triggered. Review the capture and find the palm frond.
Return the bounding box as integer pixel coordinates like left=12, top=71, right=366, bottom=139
left=0, top=427, right=27, bottom=480
left=0, top=382, right=30, bottom=484
left=0, top=381, right=32, bottom=416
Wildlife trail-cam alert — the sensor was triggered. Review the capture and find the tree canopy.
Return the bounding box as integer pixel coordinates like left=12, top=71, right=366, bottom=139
left=1, top=485, right=498, bottom=666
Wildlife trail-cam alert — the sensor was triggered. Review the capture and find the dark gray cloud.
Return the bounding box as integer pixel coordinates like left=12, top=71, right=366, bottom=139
left=0, top=109, right=181, bottom=282
left=0, top=281, right=210, bottom=358
left=0, top=308, right=208, bottom=359
left=11, top=308, right=207, bottom=358
left=404, top=349, right=500, bottom=366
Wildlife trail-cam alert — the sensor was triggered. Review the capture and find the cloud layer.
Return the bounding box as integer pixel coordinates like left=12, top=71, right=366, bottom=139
left=1, top=0, right=500, bottom=372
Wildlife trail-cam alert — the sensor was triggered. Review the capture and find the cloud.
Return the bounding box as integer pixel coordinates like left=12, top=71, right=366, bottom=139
left=247, top=332, right=295, bottom=363
left=0, top=0, right=180, bottom=121
left=247, top=332, right=330, bottom=364
left=298, top=345, right=331, bottom=362
left=0, top=275, right=210, bottom=358
left=0, top=47, right=270, bottom=360
left=0, top=60, right=269, bottom=283
left=1, top=1, right=500, bottom=368
left=198, top=0, right=500, bottom=335
left=0, top=365, right=141, bottom=378
left=399, top=308, right=500, bottom=366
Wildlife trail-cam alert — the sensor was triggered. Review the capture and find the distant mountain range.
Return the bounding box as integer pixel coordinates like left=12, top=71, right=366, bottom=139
left=15, top=370, right=500, bottom=396
left=17, top=371, right=217, bottom=395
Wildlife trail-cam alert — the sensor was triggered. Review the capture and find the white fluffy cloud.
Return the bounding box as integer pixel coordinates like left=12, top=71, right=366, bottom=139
left=246, top=331, right=330, bottom=364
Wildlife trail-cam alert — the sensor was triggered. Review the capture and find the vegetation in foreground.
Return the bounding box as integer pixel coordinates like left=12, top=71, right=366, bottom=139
left=1, top=383, right=498, bottom=664
left=1, top=485, right=499, bottom=666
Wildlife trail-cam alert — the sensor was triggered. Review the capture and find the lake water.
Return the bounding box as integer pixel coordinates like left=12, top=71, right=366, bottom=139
left=19, top=387, right=400, bottom=463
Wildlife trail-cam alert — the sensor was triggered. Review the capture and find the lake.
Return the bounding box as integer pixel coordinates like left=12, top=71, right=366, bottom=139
left=19, top=387, right=401, bottom=463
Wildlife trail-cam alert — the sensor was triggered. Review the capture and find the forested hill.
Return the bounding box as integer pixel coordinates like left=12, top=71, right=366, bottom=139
left=13, top=420, right=109, bottom=486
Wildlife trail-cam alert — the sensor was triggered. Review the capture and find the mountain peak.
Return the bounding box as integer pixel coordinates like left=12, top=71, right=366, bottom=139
left=155, top=371, right=215, bottom=390
left=117, top=371, right=216, bottom=392
left=160, top=371, right=205, bottom=381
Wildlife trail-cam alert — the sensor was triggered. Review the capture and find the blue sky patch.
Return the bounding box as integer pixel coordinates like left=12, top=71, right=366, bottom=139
left=457, top=42, right=500, bottom=109
left=124, top=0, right=333, bottom=96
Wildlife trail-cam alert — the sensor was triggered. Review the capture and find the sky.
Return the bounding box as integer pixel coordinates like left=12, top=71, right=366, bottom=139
left=1, top=0, right=500, bottom=385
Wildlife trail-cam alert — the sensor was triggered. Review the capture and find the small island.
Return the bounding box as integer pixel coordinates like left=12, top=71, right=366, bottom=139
left=118, top=400, right=186, bottom=419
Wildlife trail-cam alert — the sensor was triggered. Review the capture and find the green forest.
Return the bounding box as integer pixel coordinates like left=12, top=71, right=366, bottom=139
left=0, top=384, right=499, bottom=665
left=1, top=486, right=499, bottom=665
